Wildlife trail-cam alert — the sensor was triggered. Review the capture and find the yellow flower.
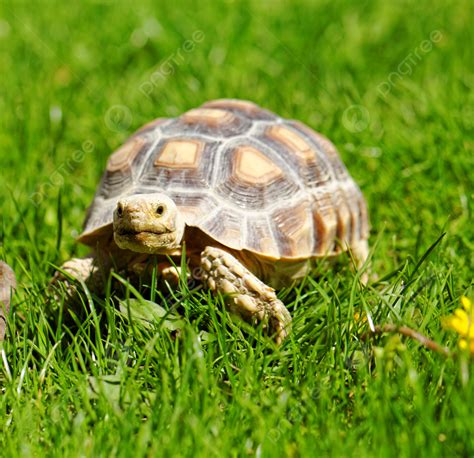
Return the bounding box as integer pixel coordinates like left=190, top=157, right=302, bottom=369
left=443, top=296, right=474, bottom=354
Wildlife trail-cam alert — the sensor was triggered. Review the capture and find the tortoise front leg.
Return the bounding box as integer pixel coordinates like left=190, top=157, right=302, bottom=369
left=200, top=246, right=292, bottom=344
left=51, top=256, right=102, bottom=296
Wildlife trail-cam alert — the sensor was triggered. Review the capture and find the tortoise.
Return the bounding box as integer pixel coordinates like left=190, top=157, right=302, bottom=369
left=55, top=99, right=369, bottom=343
left=0, top=261, right=16, bottom=341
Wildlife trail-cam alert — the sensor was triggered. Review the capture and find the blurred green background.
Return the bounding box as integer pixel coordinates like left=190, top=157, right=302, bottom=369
left=0, top=0, right=473, bottom=456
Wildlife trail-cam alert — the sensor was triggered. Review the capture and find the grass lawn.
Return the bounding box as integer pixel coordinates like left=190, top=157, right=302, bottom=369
left=1, top=0, right=473, bottom=456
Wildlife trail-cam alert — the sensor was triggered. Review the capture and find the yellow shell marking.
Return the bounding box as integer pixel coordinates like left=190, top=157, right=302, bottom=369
left=182, top=108, right=235, bottom=126
left=154, top=139, right=203, bottom=168
left=204, top=99, right=258, bottom=111
left=234, top=146, right=283, bottom=184
left=267, top=125, right=315, bottom=161
left=106, top=137, right=146, bottom=173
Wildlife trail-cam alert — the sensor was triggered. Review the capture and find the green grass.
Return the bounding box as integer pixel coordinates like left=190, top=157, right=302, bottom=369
left=1, top=0, right=473, bottom=456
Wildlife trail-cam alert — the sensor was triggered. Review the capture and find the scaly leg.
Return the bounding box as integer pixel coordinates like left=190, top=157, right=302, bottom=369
left=51, top=256, right=101, bottom=296
left=200, top=246, right=292, bottom=344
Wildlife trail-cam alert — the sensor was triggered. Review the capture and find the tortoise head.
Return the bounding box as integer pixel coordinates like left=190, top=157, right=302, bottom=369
left=113, top=193, right=185, bottom=254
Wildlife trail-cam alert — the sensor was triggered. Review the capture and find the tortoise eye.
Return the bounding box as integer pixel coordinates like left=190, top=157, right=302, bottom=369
left=117, top=204, right=124, bottom=217
left=156, top=205, right=165, bottom=216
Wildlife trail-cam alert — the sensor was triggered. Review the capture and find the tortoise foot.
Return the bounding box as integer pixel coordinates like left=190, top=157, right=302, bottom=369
left=200, top=246, right=291, bottom=344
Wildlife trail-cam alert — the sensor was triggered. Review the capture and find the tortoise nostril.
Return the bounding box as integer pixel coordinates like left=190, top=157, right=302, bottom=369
left=117, top=203, right=124, bottom=217
left=156, top=205, right=164, bottom=216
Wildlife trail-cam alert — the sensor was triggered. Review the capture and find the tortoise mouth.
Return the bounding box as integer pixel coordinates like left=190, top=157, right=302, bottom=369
left=114, top=227, right=179, bottom=254
left=115, top=227, right=165, bottom=237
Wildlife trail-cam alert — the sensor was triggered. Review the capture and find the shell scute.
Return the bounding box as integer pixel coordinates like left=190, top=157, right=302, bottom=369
left=257, top=122, right=333, bottom=189
left=199, top=207, right=244, bottom=249
left=215, top=140, right=300, bottom=211
left=167, top=192, right=218, bottom=226
left=265, top=125, right=316, bottom=162
left=313, top=208, right=337, bottom=255
left=139, top=137, right=217, bottom=190
left=106, top=137, right=145, bottom=174
left=244, top=215, right=280, bottom=256
left=99, top=136, right=152, bottom=199
left=233, top=145, right=284, bottom=184
left=289, top=121, right=351, bottom=182
left=271, top=201, right=314, bottom=258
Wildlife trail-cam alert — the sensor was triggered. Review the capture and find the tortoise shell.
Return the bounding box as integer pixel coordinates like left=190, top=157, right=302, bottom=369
left=78, top=99, right=369, bottom=260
